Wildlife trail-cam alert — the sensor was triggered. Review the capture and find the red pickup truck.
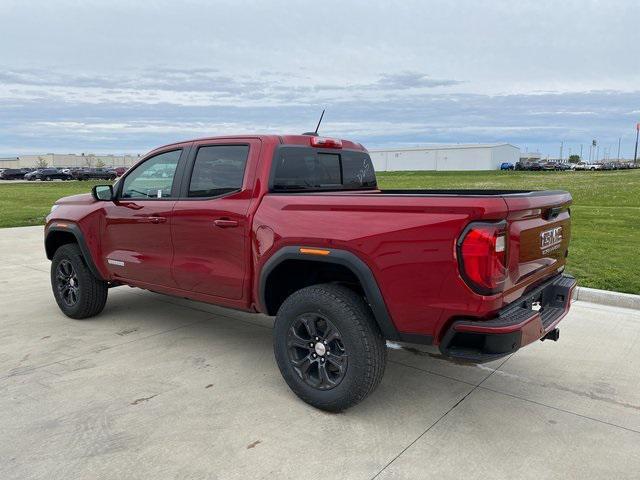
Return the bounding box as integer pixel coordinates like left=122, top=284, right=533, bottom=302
left=45, top=134, right=576, bottom=411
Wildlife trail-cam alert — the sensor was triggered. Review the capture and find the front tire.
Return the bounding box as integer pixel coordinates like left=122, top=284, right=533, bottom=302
left=51, top=244, right=108, bottom=319
left=273, top=283, right=387, bottom=412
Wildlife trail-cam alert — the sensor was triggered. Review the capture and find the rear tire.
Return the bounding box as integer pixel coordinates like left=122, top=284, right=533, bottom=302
left=51, top=244, right=108, bottom=319
left=273, top=283, right=387, bottom=412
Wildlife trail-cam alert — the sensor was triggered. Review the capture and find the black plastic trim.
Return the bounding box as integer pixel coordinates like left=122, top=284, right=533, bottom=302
left=45, top=224, right=106, bottom=281
left=439, top=273, right=576, bottom=363
left=259, top=246, right=401, bottom=341
left=397, top=332, right=434, bottom=345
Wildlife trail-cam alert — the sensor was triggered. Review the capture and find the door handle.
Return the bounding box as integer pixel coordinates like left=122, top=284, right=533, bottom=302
left=214, top=218, right=239, bottom=228
left=148, top=216, right=167, bottom=224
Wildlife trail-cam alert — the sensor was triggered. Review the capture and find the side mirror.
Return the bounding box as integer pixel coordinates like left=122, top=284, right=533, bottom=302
left=92, top=184, right=114, bottom=201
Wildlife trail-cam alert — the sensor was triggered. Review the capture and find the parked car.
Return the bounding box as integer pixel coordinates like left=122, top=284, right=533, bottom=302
left=574, top=162, right=602, bottom=171
left=555, top=163, right=572, bottom=171
left=25, top=168, right=72, bottom=181
left=73, top=167, right=117, bottom=181
left=45, top=134, right=576, bottom=411
left=527, top=162, right=543, bottom=171
left=600, top=162, right=618, bottom=171
left=113, top=166, right=128, bottom=177
left=0, top=168, right=32, bottom=180
left=541, top=162, right=557, bottom=171
left=500, top=162, right=514, bottom=170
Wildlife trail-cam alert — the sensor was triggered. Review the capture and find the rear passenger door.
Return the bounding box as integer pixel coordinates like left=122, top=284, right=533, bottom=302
left=171, top=139, right=261, bottom=302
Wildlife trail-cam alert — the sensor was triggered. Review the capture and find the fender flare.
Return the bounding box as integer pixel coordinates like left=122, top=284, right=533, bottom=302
left=45, top=223, right=106, bottom=281
left=259, top=246, right=402, bottom=341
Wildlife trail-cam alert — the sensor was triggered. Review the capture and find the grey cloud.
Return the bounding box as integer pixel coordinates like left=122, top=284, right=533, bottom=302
left=1, top=78, right=638, bottom=158
left=371, top=72, right=462, bottom=89
left=0, top=67, right=460, bottom=98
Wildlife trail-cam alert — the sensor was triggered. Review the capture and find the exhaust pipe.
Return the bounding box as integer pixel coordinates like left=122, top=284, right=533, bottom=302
left=541, top=328, right=560, bottom=342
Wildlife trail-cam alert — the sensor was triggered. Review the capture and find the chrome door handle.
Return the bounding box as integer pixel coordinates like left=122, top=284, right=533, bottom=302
left=148, top=216, right=167, bottom=224
left=214, top=219, right=238, bottom=228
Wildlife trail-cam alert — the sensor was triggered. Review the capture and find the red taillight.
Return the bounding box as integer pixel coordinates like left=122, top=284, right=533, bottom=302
left=458, top=221, right=508, bottom=295
left=310, top=136, right=342, bottom=149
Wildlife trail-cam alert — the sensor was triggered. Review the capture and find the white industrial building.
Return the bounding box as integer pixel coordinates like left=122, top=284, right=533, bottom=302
left=0, top=153, right=141, bottom=169
left=369, top=143, right=521, bottom=171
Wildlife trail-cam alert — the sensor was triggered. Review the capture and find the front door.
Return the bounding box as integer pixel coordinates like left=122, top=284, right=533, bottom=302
left=171, top=140, right=260, bottom=301
left=101, top=148, right=186, bottom=286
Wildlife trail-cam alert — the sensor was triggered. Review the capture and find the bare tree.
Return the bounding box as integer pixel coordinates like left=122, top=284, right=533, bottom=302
left=95, top=159, right=106, bottom=168
left=36, top=156, right=48, bottom=168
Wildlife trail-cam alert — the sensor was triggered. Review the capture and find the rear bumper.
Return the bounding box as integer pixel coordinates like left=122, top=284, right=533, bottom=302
left=439, top=274, right=577, bottom=363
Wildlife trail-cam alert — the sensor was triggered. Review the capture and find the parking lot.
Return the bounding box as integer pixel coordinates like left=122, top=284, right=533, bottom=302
left=2, top=226, right=639, bottom=479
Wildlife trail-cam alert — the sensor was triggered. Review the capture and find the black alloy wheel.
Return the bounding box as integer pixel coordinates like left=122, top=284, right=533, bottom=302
left=50, top=243, right=108, bottom=319
left=287, top=313, right=348, bottom=390
left=55, top=259, right=79, bottom=307
left=273, top=283, right=387, bottom=411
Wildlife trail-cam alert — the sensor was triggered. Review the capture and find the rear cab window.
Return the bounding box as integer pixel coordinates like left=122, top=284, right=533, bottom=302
left=271, top=146, right=377, bottom=192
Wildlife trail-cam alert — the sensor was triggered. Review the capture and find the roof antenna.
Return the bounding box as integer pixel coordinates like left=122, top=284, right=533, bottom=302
left=303, top=109, right=325, bottom=136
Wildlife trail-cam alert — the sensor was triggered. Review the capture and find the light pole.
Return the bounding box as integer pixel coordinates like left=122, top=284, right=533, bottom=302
left=634, top=123, right=639, bottom=165
left=617, top=137, right=621, bottom=161
left=559, top=141, right=563, bottom=163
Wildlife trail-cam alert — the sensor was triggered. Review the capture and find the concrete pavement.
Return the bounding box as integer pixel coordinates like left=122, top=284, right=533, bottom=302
left=1, top=226, right=639, bottom=479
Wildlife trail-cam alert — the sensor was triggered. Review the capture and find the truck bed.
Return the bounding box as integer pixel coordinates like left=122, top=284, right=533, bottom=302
left=256, top=188, right=572, bottom=341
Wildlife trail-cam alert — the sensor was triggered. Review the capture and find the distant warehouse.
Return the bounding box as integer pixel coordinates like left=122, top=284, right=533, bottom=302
left=369, top=143, right=521, bottom=171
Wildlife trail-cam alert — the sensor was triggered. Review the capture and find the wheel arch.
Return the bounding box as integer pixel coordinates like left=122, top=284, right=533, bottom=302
left=259, top=246, right=400, bottom=341
left=45, top=224, right=106, bottom=281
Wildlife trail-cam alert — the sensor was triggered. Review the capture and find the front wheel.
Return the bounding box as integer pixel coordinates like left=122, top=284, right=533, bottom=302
left=273, top=283, right=387, bottom=412
left=51, top=244, right=108, bottom=319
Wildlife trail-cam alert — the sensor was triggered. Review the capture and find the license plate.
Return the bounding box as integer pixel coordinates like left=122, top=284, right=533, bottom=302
left=540, top=226, right=563, bottom=251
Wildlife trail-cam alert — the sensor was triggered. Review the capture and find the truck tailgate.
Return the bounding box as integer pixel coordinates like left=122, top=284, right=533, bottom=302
left=502, top=190, right=572, bottom=303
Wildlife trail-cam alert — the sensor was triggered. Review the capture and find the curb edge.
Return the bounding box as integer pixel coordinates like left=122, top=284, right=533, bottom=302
left=572, top=286, right=640, bottom=311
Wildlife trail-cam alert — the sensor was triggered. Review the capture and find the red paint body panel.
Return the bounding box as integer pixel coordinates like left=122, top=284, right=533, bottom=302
left=252, top=193, right=509, bottom=339
left=45, top=134, right=574, bottom=350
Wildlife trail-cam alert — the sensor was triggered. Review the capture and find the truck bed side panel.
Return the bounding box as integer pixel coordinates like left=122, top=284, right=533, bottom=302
left=253, top=194, right=509, bottom=340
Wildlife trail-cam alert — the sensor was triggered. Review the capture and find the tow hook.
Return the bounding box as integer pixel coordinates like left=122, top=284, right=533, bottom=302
left=541, top=328, right=560, bottom=342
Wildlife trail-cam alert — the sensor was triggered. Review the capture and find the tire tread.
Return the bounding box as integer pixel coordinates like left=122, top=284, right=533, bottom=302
left=51, top=243, right=108, bottom=319
left=274, top=283, right=387, bottom=411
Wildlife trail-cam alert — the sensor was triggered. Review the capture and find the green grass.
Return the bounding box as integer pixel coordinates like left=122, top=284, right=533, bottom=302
left=0, top=180, right=105, bottom=229
left=1, top=171, right=639, bottom=293
left=377, top=169, right=640, bottom=294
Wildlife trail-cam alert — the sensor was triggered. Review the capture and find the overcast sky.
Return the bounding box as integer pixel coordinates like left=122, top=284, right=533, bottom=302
left=1, top=0, right=639, bottom=157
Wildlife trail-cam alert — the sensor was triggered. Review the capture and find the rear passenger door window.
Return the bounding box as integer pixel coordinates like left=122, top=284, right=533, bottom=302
left=188, top=145, right=249, bottom=197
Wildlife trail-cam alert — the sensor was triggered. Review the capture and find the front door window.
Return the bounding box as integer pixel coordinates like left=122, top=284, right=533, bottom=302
left=121, top=150, right=181, bottom=199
